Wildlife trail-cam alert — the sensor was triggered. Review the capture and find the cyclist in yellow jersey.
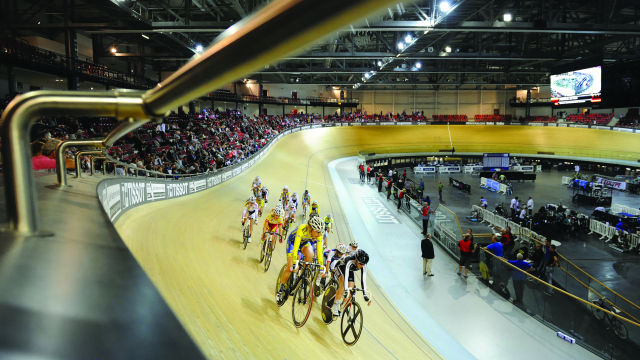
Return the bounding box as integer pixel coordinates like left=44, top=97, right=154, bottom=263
left=310, top=200, right=319, bottom=216
left=276, top=216, right=326, bottom=302
left=279, top=185, right=289, bottom=205
left=263, top=205, right=285, bottom=248
left=256, top=194, right=265, bottom=217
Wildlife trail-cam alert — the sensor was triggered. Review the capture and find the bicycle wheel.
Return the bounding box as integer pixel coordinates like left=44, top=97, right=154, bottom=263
left=341, top=300, right=363, bottom=346
left=259, top=234, right=267, bottom=263
left=264, top=240, right=273, bottom=272
left=292, top=276, right=314, bottom=328
left=612, top=318, right=628, bottom=340
left=243, top=224, right=249, bottom=250
left=276, top=265, right=289, bottom=307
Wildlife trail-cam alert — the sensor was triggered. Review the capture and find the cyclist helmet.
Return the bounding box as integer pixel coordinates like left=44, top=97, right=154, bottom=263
left=326, top=213, right=332, bottom=219
left=263, top=187, right=267, bottom=191
left=275, top=203, right=283, bottom=210
left=313, top=200, right=318, bottom=205
left=350, top=239, right=359, bottom=247
left=274, top=207, right=285, bottom=217
left=255, top=176, right=260, bottom=180
left=304, top=190, right=309, bottom=194
left=292, top=192, right=297, bottom=197
left=308, top=216, right=324, bottom=233
left=355, top=249, right=369, bottom=265
left=284, top=185, right=289, bottom=190
left=336, top=243, right=348, bottom=254
left=248, top=196, right=256, bottom=203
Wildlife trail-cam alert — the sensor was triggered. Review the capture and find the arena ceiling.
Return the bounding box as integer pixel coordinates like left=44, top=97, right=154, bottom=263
left=4, top=0, right=640, bottom=90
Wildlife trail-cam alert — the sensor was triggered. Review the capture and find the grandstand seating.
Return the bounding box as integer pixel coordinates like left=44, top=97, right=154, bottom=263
left=522, top=116, right=557, bottom=122
left=473, top=114, right=513, bottom=122
left=565, top=113, right=613, bottom=125
left=432, top=115, right=468, bottom=122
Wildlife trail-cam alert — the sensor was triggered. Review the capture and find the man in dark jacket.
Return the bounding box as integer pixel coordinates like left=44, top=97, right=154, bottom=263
left=386, top=179, right=393, bottom=200
left=422, top=234, right=435, bottom=276
left=377, top=173, right=384, bottom=192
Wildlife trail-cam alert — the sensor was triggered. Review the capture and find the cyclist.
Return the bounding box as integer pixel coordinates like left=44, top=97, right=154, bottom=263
left=284, top=202, right=297, bottom=228
left=256, top=194, right=265, bottom=217
left=320, top=243, right=347, bottom=289
left=280, top=185, right=289, bottom=206
left=276, top=216, right=326, bottom=302
left=252, top=176, right=262, bottom=196
left=323, top=213, right=334, bottom=241
left=261, top=186, right=269, bottom=203
left=332, top=249, right=370, bottom=316
left=241, top=196, right=259, bottom=243
left=302, top=190, right=311, bottom=212
left=311, top=200, right=319, bottom=216
left=290, top=192, right=300, bottom=213
left=348, top=239, right=359, bottom=255
left=263, top=205, right=285, bottom=247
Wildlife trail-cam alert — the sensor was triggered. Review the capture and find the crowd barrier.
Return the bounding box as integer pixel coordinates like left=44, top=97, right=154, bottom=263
left=588, top=218, right=617, bottom=241
left=480, top=177, right=509, bottom=194
left=464, top=165, right=484, bottom=174
left=473, top=204, right=546, bottom=243
left=413, top=166, right=437, bottom=174
left=611, top=203, right=640, bottom=216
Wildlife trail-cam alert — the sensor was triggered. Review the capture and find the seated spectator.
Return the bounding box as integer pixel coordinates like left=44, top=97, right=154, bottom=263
left=31, top=141, right=57, bottom=170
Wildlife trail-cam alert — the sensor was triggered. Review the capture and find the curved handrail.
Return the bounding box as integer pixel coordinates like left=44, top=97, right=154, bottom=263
left=56, top=139, right=105, bottom=185
left=75, top=150, right=104, bottom=178
left=0, top=91, right=151, bottom=234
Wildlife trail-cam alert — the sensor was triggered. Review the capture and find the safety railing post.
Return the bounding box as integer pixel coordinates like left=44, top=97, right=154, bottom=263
left=74, top=150, right=104, bottom=179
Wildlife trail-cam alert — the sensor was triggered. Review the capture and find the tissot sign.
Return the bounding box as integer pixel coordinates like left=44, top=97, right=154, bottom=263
left=361, top=197, right=401, bottom=224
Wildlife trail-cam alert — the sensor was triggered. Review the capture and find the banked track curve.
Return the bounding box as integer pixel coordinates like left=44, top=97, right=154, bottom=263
left=114, top=125, right=638, bottom=359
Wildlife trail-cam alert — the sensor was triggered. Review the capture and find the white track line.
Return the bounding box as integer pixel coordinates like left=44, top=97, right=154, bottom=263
left=293, top=178, right=334, bottom=187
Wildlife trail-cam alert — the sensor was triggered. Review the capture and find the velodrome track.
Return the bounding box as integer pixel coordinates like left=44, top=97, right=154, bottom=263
left=114, top=125, right=639, bottom=359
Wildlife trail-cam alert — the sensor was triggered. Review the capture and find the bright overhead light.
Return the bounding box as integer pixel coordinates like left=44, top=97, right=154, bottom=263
left=365, top=73, right=370, bottom=79
left=440, top=1, right=451, bottom=12
left=416, top=62, right=422, bottom=69
left=55, top=79, right=59, bottom=81
left=424, top=30, right=429, bottom=34
left=377, top=60, right=382, bottom=66
left=110, top=48, right=117, bottom=53
left=141, top=34, right=149, bottom=39
left=445, top=46, right=452, bottom=53
left=405, top=35, right=412, bottom=43
left=504, top=13, right=512, bottom=22
left=398, top=42, right=404, bottom=50
left=196, top=44, right=203, bottom=52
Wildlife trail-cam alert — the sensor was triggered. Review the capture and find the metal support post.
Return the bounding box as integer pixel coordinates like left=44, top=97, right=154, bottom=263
left=75, top=150, right=104, bottom=178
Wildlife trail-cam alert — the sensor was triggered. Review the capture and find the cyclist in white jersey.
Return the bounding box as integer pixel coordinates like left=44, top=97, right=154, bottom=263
left=348, top=239, right=359, bottom=256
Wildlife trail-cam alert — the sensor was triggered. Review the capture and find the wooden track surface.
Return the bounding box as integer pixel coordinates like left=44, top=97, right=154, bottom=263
left=115, top=125, right=637, bottom=359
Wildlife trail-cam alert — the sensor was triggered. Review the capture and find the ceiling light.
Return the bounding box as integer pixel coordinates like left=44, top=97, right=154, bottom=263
left=416, top=62, right=422, bottom=69
left=504, top=13, right=512, bottom=22
left=141, top=34, right=149, bottom=39
left=196, top=44, right=203, bottom=52
left=365, top=73, right=370, bottom=79
left=377, top=60, right=382, bottom=66
left=111, top=48, right=117, bottom=53
left=440, top=1, right=451, bottom=12
left=424, top=30, right=429, bottom=34
left=445, top=46, right=452, bottom=53
left=55, top=79, right=59, bottom=81
left=398, top=42, right=404, bottom=50
left=405, top=35, right=412, bottom=43
left=91, top=87, right=94, bottom=90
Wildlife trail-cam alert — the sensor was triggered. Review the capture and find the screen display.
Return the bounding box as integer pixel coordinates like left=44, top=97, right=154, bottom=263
left=550, top=66, right=602, bottom=105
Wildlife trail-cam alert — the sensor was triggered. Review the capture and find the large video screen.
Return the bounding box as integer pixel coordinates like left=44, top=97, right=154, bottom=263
left=550, top=66, right=601, bottom=105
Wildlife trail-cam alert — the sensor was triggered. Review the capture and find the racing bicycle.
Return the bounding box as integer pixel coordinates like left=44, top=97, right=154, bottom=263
left=302, top=202, right=308, bottom=221
left=242, top=220, right=250, bottom=250
left=260, top=232, right=281, bottom=272
left=591, top=297, right=628, bottom=340
left=275, top=258, right=321, bottom=328
left=321, top=286, right=371, bottom=346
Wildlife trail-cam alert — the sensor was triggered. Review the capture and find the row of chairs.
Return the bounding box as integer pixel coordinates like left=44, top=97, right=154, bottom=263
left=432, top=115, right=468, bottom=122
left=565, top=113, right=613, bottom=125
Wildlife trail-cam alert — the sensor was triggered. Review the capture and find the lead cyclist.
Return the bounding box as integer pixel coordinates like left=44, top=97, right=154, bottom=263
left=277, top=216, right=326, bottom=302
